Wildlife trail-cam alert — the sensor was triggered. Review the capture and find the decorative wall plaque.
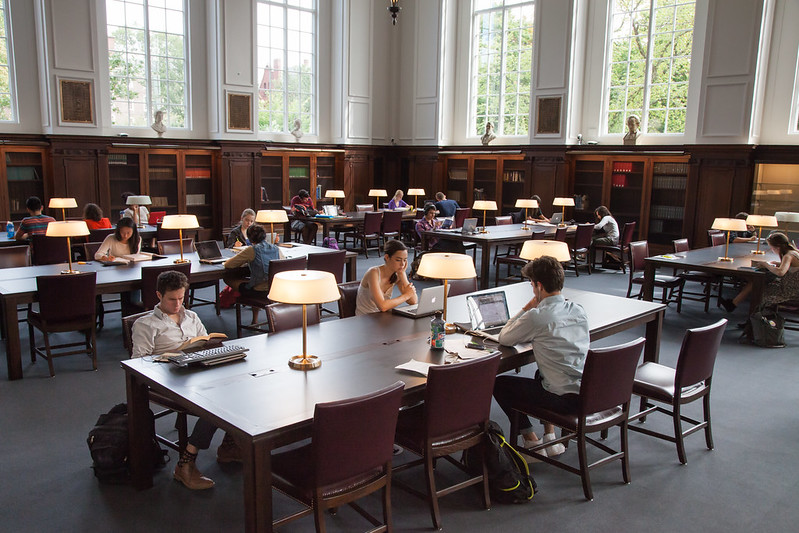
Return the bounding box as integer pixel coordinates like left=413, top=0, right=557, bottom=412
left=227, top=92, right=252, bottom=131
left=59, top=79, right=95, bottom=124
left=536, top=96, right=562, bottom=135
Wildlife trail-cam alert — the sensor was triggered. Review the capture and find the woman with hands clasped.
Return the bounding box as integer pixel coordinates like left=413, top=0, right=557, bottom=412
left=355, top=239, right=418, bottom=315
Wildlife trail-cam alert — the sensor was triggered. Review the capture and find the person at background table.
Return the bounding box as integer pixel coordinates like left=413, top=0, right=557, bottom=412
left=226, top=208, right=256, bottom=248
left=83, top=203, right=112, bottom=230
left=290, top=189, right=319, bottom=244
left=14, top=196, right=56, bottom=241
left=591, top=205, right=619, bottom=246
left=493, top=256, right=589, bottom=459
left=523, top=195, right=550, bottom=223
left=94, top=217, right=141, bottom=261
left=356, top=239, right=417, bottom=315
left=132, top=270, right=241, bottom=490
left=434, top=192, right=459, bottom=218
left=388, top=189, right=409, bottom=210
left=730, top=211, right=757, bottom=243
left=222, top=224, right=284, bottom=324
left=415, top=204, right=466, bottom=254
left=720, top=232, right=799, bottom=314
left=121, top=192, right=150, bottom=227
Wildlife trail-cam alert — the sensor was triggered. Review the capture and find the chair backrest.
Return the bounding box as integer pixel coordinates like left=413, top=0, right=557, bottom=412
left=35, top=272, right=97, bottom=322
left=573, top=223, right=594, bottom=250
left=265, top=303, right=321, bottom=333
left=424, top=353, right=501, bottom=438
left=709, top=231, right=726, bottom=247
left=444, top=277, right=477, bottom=297
left=31, top=234, right=69, bottom=265
left=532, top=230, right=547, bottom=240
left=673, top=238, right=690, bottom=253
left=156, top=223, right=182, bottom=241
left=158, top=238, right=195, bottom=255
left=381, top=210, right=403, bottom=234
left=629, top=240, right=649, bottom=275
left=495, top=215, right=512, bottom=226
left=0, top=245, right=30, bottom=268
left=362, top=211, right=383, bottom=234
left=355, top=204, right=373, bottom=212
left=84, top=242, right=103, bottom=261
left=337, top=280, right=360, bottom=318
left=620, top=221, right=637, bottom=246
left=675, top=318, right=727, bottom=389
left=306, top=250, right=346, bottom=283
left=266, top=256, right=307, bottom=286
left=313, top=381, right=404, bottom=488
left=88, top=228, right=115, bottom=243
left=453, top=208, right=471, bottom=228
left=122, top=311, right=151, bottom=357
left=554, top=226, right=567, bottom=241
left=140, top=263, right=192, bottom=311
left=579, top=337, right=645, bottom=415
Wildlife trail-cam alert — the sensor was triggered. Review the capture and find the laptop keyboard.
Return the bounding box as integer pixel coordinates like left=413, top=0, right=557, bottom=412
left=168, top=345, right=249, bottom=367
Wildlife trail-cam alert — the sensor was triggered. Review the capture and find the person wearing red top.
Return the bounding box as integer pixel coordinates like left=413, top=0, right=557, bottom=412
left=83, top=203, right=112, bottom=230
left=289, top=189, right=319, bottom=244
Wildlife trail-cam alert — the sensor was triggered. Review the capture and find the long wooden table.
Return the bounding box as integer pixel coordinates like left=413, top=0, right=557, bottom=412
left=123, top=283, right=665, bottom=532
left=0, top=244, right=356, bottom=380
left=288, top=209, right=419, bottom=240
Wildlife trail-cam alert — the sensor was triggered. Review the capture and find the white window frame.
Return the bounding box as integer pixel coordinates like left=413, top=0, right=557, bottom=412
left=0, top=0, right=18, bottom=123
left=791, top=46, right=799, bottom=135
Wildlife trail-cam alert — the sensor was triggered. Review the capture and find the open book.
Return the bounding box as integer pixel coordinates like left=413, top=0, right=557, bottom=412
left=100, top=252, right=156, bottom=265
left=178, top=332, right=227, bottom=352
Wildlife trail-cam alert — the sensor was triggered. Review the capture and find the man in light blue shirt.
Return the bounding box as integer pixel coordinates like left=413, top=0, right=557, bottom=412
left=493, top=256, right=590, bottom=458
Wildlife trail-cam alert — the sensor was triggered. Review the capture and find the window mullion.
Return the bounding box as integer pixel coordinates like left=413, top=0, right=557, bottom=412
left=641, top=0, right=656, bottom=132
left=143, top=0, right=152, bottom=122
left=498, top=7, right=507, bottom=133
left=284, top=5, right=289, bottom=133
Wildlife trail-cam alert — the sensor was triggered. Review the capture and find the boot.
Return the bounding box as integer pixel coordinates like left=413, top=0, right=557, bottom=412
left=216, top=433, right=243, bottom=464
left=173, top=450, right=214, bottom=490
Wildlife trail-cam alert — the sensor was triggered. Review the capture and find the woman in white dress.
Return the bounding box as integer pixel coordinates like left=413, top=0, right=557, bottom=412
left=355, top=239, right=418, bottom=315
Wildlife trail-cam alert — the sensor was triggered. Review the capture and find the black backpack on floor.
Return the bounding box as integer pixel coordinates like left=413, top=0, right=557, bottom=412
left=87, top=403, right=168, bottom=484
left=464, top=420, right=537, bottom=504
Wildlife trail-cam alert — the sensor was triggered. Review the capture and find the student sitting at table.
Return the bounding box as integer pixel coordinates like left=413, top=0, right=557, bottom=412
left=387, top=189, right=409, bottom=210
left=290, top=189, right=319, bottom=244
left=591, top=205, right=619, bottom=246
left=415, top=204, right=465, bottom=254
left=83, top=203, right=112, bottom=230
left=132, top=270, right=241, bottom=490
left=493, top=256, right=589, bottom=458
left=527, top=195, right=550, bottom=223
left=94, top=217, right=141, bottom=261
left=356, top=239, right=417, bottom=315
left=226, top=208, right=256, bottom=248
left=730, top=211, right=757, bottom=243
left=15, top=196, right=56, bottom=241
left=434, top=192, right=460, bottom=218
left=121, top=192, right=150, bottom=227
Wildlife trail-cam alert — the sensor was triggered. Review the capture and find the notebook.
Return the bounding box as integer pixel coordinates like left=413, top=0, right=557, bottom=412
left=456, top=291, right=511, bottom=342
left=195, top=241, right=227, bottom=264
left=461, top=217, right=478, bottom=234
left=392, top=285, right=449, bottom=318
left=549, top=212, right=563, bottom=224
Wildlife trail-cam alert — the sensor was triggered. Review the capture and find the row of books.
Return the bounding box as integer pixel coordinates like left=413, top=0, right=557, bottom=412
left=652, top=175, right=687, bottom=190
left=611, top=162, right=637, bottom=173
left=653, top=162, right=689, bottom=174
left=185, top=168, right=211, bottom=178
left=650, top=204, right=685, bottom=220
left=502, top=171, right=525, bottom=183
left=108, top=154, right=130, bottom=165
left=186, top=194, right=206, bottom=206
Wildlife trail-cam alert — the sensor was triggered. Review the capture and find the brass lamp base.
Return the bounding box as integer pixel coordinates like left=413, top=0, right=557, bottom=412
left=60, top=269, right=81, bottom=275
left=558, top=223, right=567, bottom=228
left=718, top=257, right=734, bottom=262
left=174, top=258, right=190, bottom=264
left=288, top=354, right=321, bottom=370
left=479, top=227, right=489, bottom=234
left=752, top=250, right=765, bottom=255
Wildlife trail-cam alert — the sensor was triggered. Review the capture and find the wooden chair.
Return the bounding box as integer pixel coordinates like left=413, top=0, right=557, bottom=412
left=672, top=238, right=717, bottom=313
left=31, top=234, right=69, bottom=265
left=629, top=319, right=726, bottom=464
left=157, top=238, right=194, bottom=256
left=494, top=231, right=547, bottom=285
left=355, top=204, right=373, bottom=212
left=155, top=222, right=182, bottom=242
left=337, top=280, right=360, bottom=318
left=627, top=240, right=685, bottom=312
left=442, top=277, right=477, bottom=297
left=495, top=215, right=512, bottom=225
left=569, top=223, right=594, bottom=276
left=394, top=353, right=500, bottom=529
left=156, top=238, right=219, bottom=315
left=380, top=210, right=404, bottom=249
left=510, top=338, right=646, bottom=500
left=593, top=221, right=636, bottom=273
left=708, top=230, right=725, bottom=247
left=306, top=249, right=346, bottom=283
left=28, top=272, right=97, bottom=377
left=453, top=208, right=471, bottom=229
left=554, top=226, right=567, bottom=241
left=126, top=263, right=192, bottom=317
left=271, top=382, right=404, bottom=532
left=235, top=256, right=307, bottom=337
left=343, top=211, right=383, bottom=257
left=265, top=303, right=321, bottom=333
left=88, top=228, right=115, bottom=243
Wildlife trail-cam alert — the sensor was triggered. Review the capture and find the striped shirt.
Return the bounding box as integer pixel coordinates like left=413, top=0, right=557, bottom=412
left=19, top=214, right=55, bottom=237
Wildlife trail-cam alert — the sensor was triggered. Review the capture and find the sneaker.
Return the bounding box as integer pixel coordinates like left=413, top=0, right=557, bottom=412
left=216, top=433, right=243, bottom=464
left=543, top=433, right=566, bottom=457
left=174, top=461, right=215, bottom=490
left=520, top=437, right=547, bottom=463
left=720, top=298, right=737, bottom=313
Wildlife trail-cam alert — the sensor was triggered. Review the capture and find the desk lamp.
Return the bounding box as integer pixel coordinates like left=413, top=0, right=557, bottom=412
left=775, top=212, right=799, bottom=237
left=160, top=214, right=199, bottom=263
left=515, top=198, right=539, bottom=229
left=126, top=195, right=152, bottom=228
left=256, top=209, right=289, bottom=244
left=746, top=214, right=778, bottom=255
left=519, top=239, right=571, bottom=263
left=472, top=200, right=497, bottom=233
left=45, top=220, right=89, bottom=274
left=416, top=253, right=476, bottom=327
left=324, top=190, right=345, bottom=210
left=711, top=217, right=747, bottom=262
left=552, top=197, right=575, bottom=227
left=268, top=270, right=341, bottom=370
left=368, top=189, right=388, bottom=212
left=408, top=188, right=425, bottom=210
left=48, top=198, right=78, bottom=221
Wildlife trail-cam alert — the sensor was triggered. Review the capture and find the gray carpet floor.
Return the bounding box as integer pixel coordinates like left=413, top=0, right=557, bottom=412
left=1, top=249, right=798, bottom=532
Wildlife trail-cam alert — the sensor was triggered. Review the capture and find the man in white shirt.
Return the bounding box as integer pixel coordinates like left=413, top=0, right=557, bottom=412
left=493, top=256, right=590, bottom=458
left=132, top=271, right=240, bottom=490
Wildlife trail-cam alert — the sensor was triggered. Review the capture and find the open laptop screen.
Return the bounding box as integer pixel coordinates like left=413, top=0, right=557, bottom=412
left=195, top=240, right=223, bottom=260
left=466, top=291, right=510, bottom=330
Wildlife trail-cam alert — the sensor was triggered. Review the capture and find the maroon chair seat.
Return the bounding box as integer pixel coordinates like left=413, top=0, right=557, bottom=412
left=235, top=255, right=307, bottom=336
left=31, top=234, right=70, bottom=265
left=337, top=280, right=360, bottom=318
left=343, top=211, right=383, bottom=257
left=443, top=277, right=477, bottom=297
left=265, top=303, right=321, bottom=333
left=627, top=240, right=685, bottom=312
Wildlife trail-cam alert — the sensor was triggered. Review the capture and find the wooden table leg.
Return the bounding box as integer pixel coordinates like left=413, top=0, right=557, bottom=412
left=126, top=371, right=154, bottom=490
left=642, top=260, right=656, bottom=301
left=345, top=253, right=357, bottom=282
left=3, top=295, right=23, bottom=380
left=242, top=438, right=273, bottom=532
left=478, top=242, right=492, bottom=290
left=643, top=309, right=663, bottom=363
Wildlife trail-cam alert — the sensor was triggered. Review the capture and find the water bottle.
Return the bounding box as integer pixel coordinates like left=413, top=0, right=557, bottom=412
left=430, top=311, right=445, bottom=350
left=6, top=221, right=13, bottom=239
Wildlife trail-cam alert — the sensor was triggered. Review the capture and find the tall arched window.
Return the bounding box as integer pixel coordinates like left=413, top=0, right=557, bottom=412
left=0, top=0, right=17, bottom=121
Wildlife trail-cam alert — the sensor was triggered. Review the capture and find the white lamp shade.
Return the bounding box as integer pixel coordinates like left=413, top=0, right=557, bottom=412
left=519, top=240, right=571, bottom=262
left=255, top=209, right=289, bottom=223
left=746, top=214, right=778, bottom=227
left=711, top=218, right=748, bottom=232
left=407, top=188, right=425, bottom=196
left=416, top=253, right=477, bottom=280
left=515, top=199, right=539, bottom=209
left=126, top=195, right=152, bottom=206
left=324, top=190, right=345, bottom=199
left=268, top=270, right=341, bottom=305
left=775, top=211, right=799, bottom=223
left=368, top=189, right=388, bottom=197
left=45, top=220, right=90, bottom=237
left=48, top=198, right=78, bottom=209
left=160, top=214, right=199, bottom=230
left=472, top=200, right=498, bottom=211
left=552, top=197, right=575, bottom=207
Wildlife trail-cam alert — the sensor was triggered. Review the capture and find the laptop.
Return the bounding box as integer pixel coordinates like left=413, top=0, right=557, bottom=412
left=322, top=204, right=340, bottom=216
left=195, top=240, right=228, bottom=264
left=461, top=217, right=478, bottom=234
left=456, top=291, right=511, bottom=342
left=549, top=212, right=563, bottom=225
left=392, top=285, right=449, bottom=318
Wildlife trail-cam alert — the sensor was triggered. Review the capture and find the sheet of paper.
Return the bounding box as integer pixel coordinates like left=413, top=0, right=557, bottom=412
left=395, top=359, right=437, bottom=377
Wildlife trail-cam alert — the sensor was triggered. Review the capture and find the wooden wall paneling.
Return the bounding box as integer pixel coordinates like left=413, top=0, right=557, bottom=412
left=343, top=149, right=372, bottom=212
left=50, top=145, right=102, bottom=215
left=530, top=151, right=566, bottom=215
left=219, top=150, right=256, bottom=230
left=683, top=155, right=701, bottom=248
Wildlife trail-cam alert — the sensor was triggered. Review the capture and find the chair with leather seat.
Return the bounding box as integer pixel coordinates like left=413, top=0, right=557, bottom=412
left=380, top=210, right=404, bottom=249
left=593, top=221, right=636, bottom=273
left=355, top=204, right=373, bottom=212
left=126, top=262, right=192, bottom=317
left=30, top=234, right=69, bottom=265
left=271, top=381, right=405, bottom=532
left=88, top=228, right=115, bottom=244
left=672, top=238, right=717, bottom=312
left=265, top=302, right=321, bottom=333
left=157, top=238, right=220, bottom=314
left=569, top=223, right=594, bottom=276
left=494, top=231, right=546, bottom=285
left=157, top=238, right=195, bottom=256
left=629, top=319, right=726, bottom=464
left=509, top=338, right=645, bottom=500
left=235, top=255, right=307, bottom=336
left=453, top=207, right=471, bottom=229
left=554, top=226, right=567, bottom=242
left=443, top=276, right=477, bottom=297
left=155, top=222, right=182, bottom=242
left=708, top=230, right=725, bottom=247
left=337, top=280, right=361, bottom=318
left=343, top=211, right=383, bottom=257
left=627, top=240, right=685, bottom=312
left=495, top=215, right=512, bottom=225
left=306, top=249, right=346, bottom=283
left=393, top=353, right=500, bottom=529
left=28, top=272, right=97, bottom=377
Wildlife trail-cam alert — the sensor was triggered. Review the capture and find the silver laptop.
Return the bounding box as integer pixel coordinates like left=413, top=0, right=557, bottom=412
left=549, top=212, right=563, bottom=224
left=196, top=240, right=227, bottom=264
left=393, top=285, right=449, bottom=318
left=461, top=217, right=478, bottom=234
left=323, top=204, right=339, bottom=216
left=458, top=291, right=511, bottom=342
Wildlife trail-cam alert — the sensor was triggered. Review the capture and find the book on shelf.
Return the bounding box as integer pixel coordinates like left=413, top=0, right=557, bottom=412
left=151, top=196, right=169, bottom=207
left=185, top=168, right=211, bottom=178
left=108, top=154, right=129, bottom=165
left=260, top=187, right=268, bottom=202
left=448, top=168, right=468, bottom=181
left=186, top=194, right=206, bottom=206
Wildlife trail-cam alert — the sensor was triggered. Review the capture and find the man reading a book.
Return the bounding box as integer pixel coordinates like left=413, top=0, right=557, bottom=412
left=131, top=270, right=240, bottom=490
